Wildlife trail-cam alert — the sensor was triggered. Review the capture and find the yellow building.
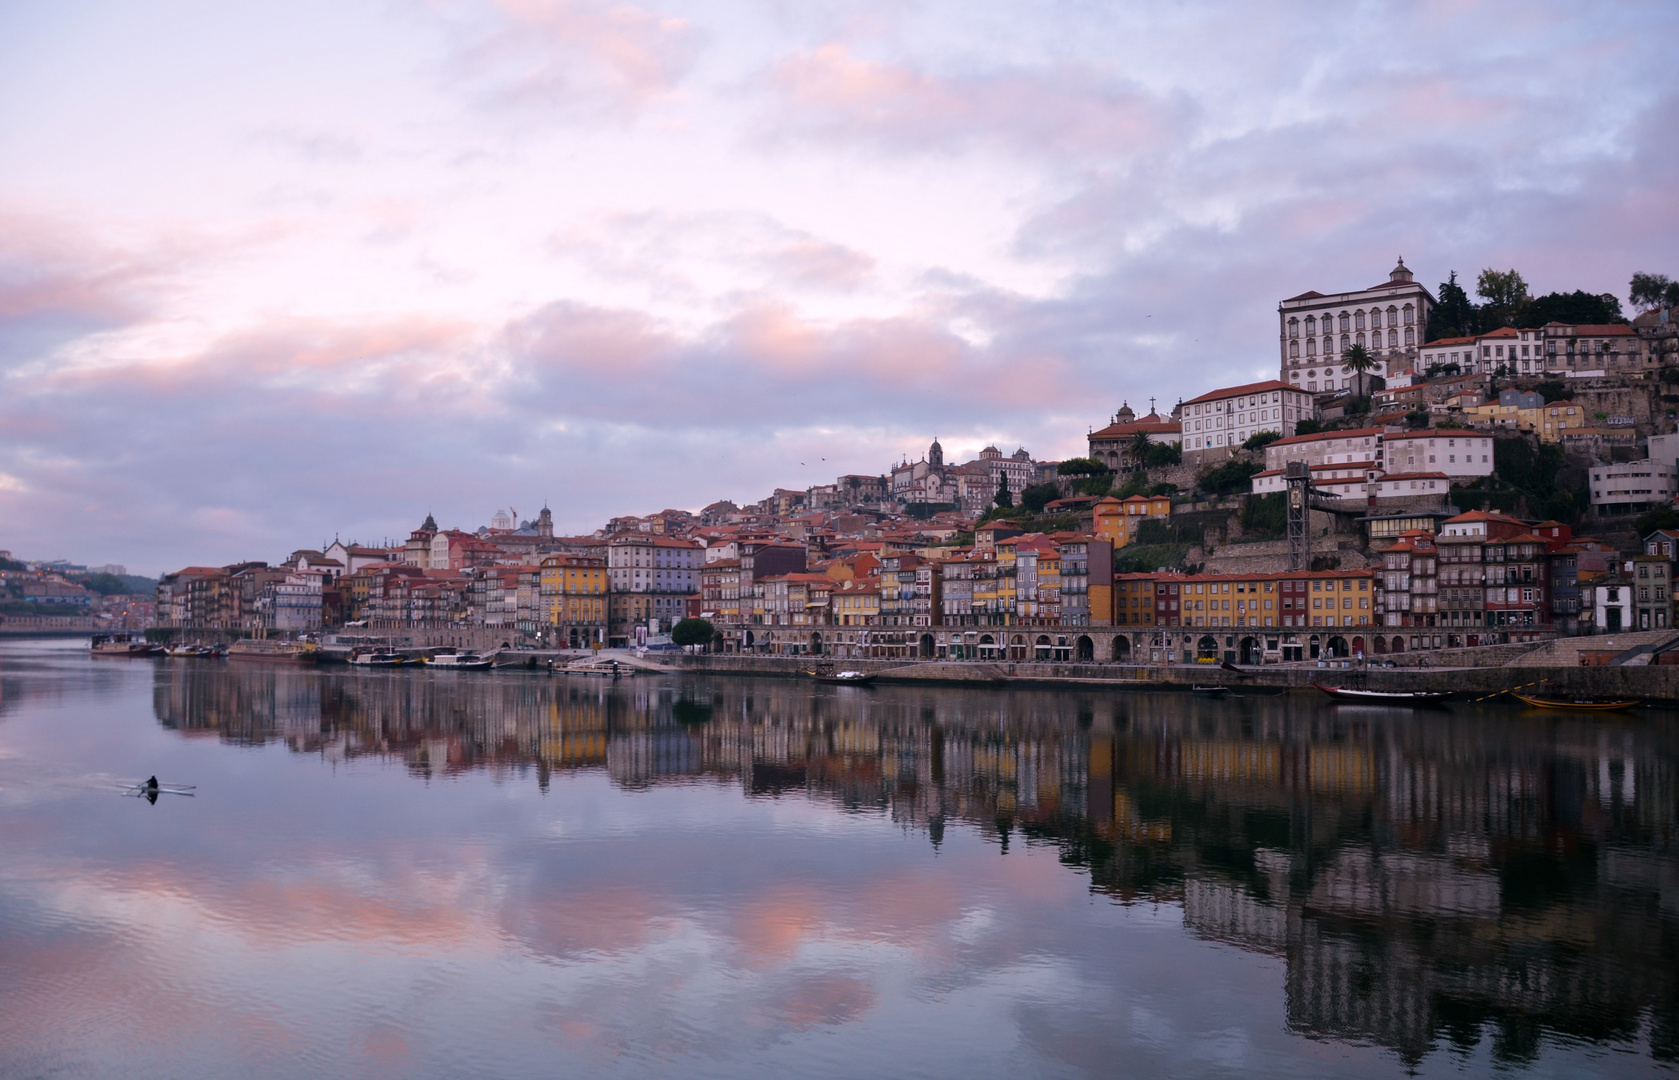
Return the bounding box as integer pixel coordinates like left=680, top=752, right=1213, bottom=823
left=1462, top=400, right=1584, bottom=443
left=1093, top=495, right=1173, bottom=549
left=539, top=555, right=608, bottom=647
left=832, top=579, right=880, bottom=625
left=1113, top=573, right=1156, bottom=626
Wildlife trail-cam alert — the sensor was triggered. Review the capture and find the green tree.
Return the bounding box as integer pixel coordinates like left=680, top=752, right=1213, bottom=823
left=1293, top=418, right=1324, bottom=436
left=1515, top=290, right=1625, bottom=328
left=1127, top=430, right=1154, bottom=471
left=1055, top=456, right=1108, bottom=476
left=1405, top=409, right=1430, bottom=429
left=1630, top=272, right=1679, bottom=312
left=1145, top=441, right=1181, bottom=467
left=1476, top=268, right=1530, bottom=327
left=1428, top=271, right=1480, bottom=340
left=1197, top=460, right=1262, bottom=497
left=1341, top=342, right=1377, bottom=399
left=994, top=472, right=1012, bottom=508
left=1242, top=430, right=1282, bottom=452
left=1148, top=482, right=1179, bottom=496
left=670, top=617, right=716, bottom=649
left=1019, top=482, right=1061, bottom=513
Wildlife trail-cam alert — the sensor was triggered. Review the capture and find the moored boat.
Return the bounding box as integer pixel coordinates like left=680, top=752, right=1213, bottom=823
left=425, top=650, right=494, bottom=670
left=1191, top=685, right=1229, bottom=696
left=807, top=669, right=877, bottom=685
left=1314, top=683, right=1452, bottom=704
left=91, top=632, right=155, bottom=657
left=555, top=659, right=632, bottom=678
left=348, top=648, right=406, bottom=667
left=227, top=640, right=320, bottom=664
left=1510, top=693, right=1641, bottom=712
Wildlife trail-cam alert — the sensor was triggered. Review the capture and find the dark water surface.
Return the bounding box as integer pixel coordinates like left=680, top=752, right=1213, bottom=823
left=2, top=639, right=1677, bottom=1079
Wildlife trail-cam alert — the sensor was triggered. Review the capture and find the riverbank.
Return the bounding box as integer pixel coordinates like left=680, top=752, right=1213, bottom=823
left=667, top=653, right=1679, bottom=703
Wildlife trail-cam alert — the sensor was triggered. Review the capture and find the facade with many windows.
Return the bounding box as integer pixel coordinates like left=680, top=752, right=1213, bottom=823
left=1278, top=259, right=1435, bottom=390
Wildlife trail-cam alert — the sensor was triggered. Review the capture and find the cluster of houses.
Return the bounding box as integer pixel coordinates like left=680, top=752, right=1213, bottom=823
left=144, top=260, right=1679, bottom=662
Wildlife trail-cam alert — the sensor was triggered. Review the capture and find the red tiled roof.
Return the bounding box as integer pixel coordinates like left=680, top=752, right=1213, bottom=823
left=1266, top=426, right=1387, bottom=448
left=1089, top=419, right=1182, bottom=439
left=1181, top=379, right=1299, bottom=405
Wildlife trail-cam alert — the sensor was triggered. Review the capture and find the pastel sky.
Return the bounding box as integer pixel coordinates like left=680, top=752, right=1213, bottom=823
left=2, top=0, right=1677, bottom=574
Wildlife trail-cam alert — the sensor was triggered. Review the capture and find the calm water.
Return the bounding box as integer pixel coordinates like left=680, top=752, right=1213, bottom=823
left=1, top=639, right=1677, bottom=1079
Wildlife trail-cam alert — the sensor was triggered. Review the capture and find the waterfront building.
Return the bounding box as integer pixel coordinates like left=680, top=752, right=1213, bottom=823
left=1375, top=530, right=1439, bottom=630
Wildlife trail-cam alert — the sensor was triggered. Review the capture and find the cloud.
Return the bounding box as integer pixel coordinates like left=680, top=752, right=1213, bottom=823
left=763, top=43, right=1181, bottom=156
left=442, top=0, right=700, bottom=120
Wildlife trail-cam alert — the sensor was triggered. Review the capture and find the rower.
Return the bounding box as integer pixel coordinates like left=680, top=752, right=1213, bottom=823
left=144, top=775, right=159, bottom=790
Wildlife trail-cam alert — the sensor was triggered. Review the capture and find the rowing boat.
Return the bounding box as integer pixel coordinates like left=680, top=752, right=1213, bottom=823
left=1314, top=683, right=1452, bottom=704
left=1510, top=693, right=1641, bottom=712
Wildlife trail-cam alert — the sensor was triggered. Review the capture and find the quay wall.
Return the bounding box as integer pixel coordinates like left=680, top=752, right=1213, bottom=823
left=670, top=654, right=1679, bottom=702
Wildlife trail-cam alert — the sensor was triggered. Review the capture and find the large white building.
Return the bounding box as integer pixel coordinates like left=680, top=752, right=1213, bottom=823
left=1176, top=380, right=1315, bottom=461
left=1278, top=259, right=1435, bottom=391
left=1590, top=460, right=1677, bottom=515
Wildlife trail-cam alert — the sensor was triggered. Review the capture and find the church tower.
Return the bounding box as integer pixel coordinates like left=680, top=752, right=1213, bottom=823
left=536, top=505, right=554, bottom=539
left=928, top=437, right=944, bottom=469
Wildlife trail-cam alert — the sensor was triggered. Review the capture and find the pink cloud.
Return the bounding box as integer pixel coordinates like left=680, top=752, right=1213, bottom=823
left=763, top=44, right=1178, bottom=155
left=448, top=0, right=699, bottom=119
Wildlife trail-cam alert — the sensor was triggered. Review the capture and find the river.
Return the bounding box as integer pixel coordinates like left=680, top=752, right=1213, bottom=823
left=1, top=638, right=1675, bottom=1078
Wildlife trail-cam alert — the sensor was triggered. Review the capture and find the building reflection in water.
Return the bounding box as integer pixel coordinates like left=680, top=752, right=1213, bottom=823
left=153, top=666, right=1679, bottom=1068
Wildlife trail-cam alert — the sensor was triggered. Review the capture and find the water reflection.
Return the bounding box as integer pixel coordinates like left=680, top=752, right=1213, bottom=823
left=146, top=665, right=1679, bottom=1069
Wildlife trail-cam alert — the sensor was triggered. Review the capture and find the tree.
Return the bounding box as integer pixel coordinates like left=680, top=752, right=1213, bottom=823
left=1515, top=290, right=1625, bottom=328
left=671, top=617, right=716, bottom=649
left=1342, top=342, right=1377, bottom=399
left=1476, top=268, right=1530, bottom=327
left=1428, top=271, right=1479, bottom=340
left=1144, top=441, right=1182, bottom=467
left=1055, top=456, right=1108, bottom=476
left=1405, top=409, right=1430, bottom=429
left=1630, top=272, right=1679, bottom=312
left=1020, top=482, right=1060, bottom=514
left=1242, top=431, right=1282, bottom=452
left=1127, top=430, right=1154, bottom=471
left=994, top=472, right=1012, bottom=508
left=1197, top=460, right=1262, bottom=497
left=1293, top=418, right=1324, bottom=436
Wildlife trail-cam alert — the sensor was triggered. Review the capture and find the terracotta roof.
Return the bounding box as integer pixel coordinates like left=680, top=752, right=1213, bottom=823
left=1542, top=322, right=1636, bottom=336
left=1376, top=471, right=1449, bottom=481
left=1381, top=430, right=1490, bottom=442
left=1266, top=426, right=1387, bottom=448
left=1477, top=326, right=1519, bottom=339
left=1283, top=290, right=1326, bottom=301
left=1421, top=335, right=1477, bottom=348
left=1181, top=379, right=1299, bottom=405
left=1089, top=419, right=1182, bottom=440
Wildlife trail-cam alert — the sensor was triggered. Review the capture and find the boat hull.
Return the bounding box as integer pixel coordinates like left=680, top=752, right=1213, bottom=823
left=1314, top=683, right=1452, bottom=704
left=1511, top=694, right=1641, bottom=712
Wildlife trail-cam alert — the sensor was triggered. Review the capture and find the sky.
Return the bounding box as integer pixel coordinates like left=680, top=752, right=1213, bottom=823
left=2, top=0, right=1677, bottom=575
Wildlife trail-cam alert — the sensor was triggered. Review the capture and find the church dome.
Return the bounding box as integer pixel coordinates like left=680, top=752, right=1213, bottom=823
left=1389, top=256, right=1414, bottom=284
left=1116, top=400, right=1135, bottom=424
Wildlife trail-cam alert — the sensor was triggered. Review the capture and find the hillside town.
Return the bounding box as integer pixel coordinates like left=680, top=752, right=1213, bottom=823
left=14, top=262, right=1679, bottom=666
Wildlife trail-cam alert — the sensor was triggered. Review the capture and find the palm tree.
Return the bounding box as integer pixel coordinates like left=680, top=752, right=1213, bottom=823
left=1127, top=430, right=1154, bottom=472
left=1342, top=343, right=1377, bottom=400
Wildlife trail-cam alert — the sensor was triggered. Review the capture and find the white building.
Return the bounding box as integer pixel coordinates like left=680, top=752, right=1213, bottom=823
left=268, top=571, right=324, bottom=631
left=607, top=535, right=703, bottom=628
left=1379, top=432, right=1494, bottom=479
left=1278, top=259, right=1435, bottom=390
left=1590, top=460, right=1677, bottom=515
left=1176, top=380, right=1315, bottom=460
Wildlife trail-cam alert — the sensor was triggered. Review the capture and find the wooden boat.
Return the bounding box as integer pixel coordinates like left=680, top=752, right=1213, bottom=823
left=807, top=669, right=877, bottom=685
left=555, top=659, right=631, bottom=678
left=425, top=650, right=494, bottom=670
left=1510, top=693, right=1641, bottom=712
left=348, top=648, right=406, bottom=667
left=165, top=643, right=214, bottom=658
left=91, top=632, right=155, bottom=657
left=227, top=640, right=320, bottom=665
left=1314, top=683, right=1453, bottom=704
left=1190, top=685, right=1230, bottom=696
